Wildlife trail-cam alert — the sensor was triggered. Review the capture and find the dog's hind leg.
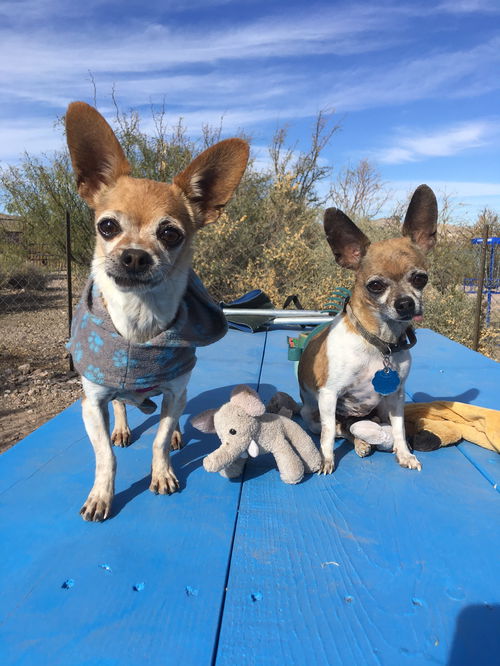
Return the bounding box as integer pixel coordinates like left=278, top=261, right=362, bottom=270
left=300, top=386, right=321, bottom=434
left=150, top=376, right=189, bottom=495
left=353, top=437, right=372, bottom=458
left=170, top=422, right=183, bottom=450
left=300, top=404, right=322, bottom=434
left=111, top=400, right=131, bottom=447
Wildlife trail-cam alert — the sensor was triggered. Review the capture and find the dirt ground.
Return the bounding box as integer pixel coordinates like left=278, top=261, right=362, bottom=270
left=0, top=275, right=83, bottom=453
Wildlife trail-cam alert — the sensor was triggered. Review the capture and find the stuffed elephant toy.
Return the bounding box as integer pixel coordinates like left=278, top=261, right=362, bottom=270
left=191, top=385, right=322, bottom=484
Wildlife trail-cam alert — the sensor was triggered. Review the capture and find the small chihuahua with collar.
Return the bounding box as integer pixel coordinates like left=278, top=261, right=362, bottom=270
left=65, top=102, right=249, bottom=521
left=298, top=185, right=438, bottom=474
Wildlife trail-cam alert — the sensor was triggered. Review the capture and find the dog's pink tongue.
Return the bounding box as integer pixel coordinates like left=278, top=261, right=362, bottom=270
left=413, top=314, right=423, bottom=322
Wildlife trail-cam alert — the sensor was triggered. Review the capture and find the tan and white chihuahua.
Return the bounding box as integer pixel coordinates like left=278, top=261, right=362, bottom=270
left=298, top=185, right=438, bottom=474
left=65, top=102, right=249, bottom=521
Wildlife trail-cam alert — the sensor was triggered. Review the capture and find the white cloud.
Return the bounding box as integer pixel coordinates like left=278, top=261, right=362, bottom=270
left=0, top=120, right=64, bottom=163
left=0, top=1, right=499, bottom=167
left=0, top=9, right=381, bottom=144
left=375, top=120, right=499, bottom=164
left=1, top=5, right=391, bottom=155
left=0, top=5, right=398, bottom=86
left=391, top=180, right=500, bottom=198
left=322, top=36, right=500, bottom=113
left=437, top=0, right=500, bottom=14
left=0, top=0, right=257, bottom=24
left=1, top=21, right=498, bottom=144
left=379, top=180, right=500, bottom=223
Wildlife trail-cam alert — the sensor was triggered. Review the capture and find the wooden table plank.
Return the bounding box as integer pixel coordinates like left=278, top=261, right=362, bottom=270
left=0, top=330, right=267, bottom=666
left=406, top=329, right=500, bottom=492
left=216, top=329, right=500, bottom=666
left=405, top=329, right=498, bottom=408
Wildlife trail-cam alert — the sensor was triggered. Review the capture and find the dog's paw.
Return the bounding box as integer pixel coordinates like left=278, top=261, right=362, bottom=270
left=170, top=429, right=183, bottom=451
left=111, top=426, right=132, bottom=447
left=354, top=438, right=372, bottom=458
left=318, top=458, right=334, bottom=475
left=80, top=492, right=112, bottom=522
left=150, top=470, right=180, bottom=495
left=396, top=452, right=422, bottom=471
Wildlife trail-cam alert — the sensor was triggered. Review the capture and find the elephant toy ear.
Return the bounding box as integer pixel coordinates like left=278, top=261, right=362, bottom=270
left=230, top=385, right=266, bottom=417
left=191, top=409, right=218, bottom=433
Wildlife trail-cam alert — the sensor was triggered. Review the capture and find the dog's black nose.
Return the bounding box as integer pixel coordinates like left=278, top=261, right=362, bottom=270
left=394, top=296, right=415, bottom=318
left=120, top=249, right=153, bottom=273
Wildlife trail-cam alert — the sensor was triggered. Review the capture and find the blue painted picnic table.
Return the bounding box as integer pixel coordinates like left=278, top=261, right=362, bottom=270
left=1, top=328, right=499, bottom=666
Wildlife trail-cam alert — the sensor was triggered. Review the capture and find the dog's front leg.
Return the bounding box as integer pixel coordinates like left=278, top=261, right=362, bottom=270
left=150, top=383, right=187, bottom=495
left=318, top=388, right=337, bottom=474
left=81, top=393, right=116, bottom=521
left=386, top=388, right=421, bottom=471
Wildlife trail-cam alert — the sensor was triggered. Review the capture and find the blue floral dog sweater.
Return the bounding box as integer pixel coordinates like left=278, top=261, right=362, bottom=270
left=67, top=270, right=227, bottom=392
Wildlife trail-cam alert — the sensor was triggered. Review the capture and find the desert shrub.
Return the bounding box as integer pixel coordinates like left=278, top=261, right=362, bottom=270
left=419, top=285, right=475, bottom=345
left=479, top=324, right=500, bottom=359
left=1, top=152, right=94, bottom=267
left=3, top=264, right=50, bottom=290
left=0, top=102, right=497, bottom=358
left=195, top=207, right=353, bottom=308
left=194, top=116, right=343, bottom=306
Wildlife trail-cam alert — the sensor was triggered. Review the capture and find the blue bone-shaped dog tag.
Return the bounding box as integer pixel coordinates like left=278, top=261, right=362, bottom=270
left=372, top=368, right=401, bottom=395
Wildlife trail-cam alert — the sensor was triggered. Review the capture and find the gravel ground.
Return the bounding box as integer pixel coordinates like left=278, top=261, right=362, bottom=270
left=0, top=277, right=83, bottom=453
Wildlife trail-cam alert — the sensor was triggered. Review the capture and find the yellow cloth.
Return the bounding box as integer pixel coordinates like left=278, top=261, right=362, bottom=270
left=404, top=401, right=500, bottom=453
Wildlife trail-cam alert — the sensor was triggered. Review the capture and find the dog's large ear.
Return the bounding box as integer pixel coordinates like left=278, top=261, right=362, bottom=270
left=402, top=184, right=438, bottom=253
left=191, top=409, right=218, bottom=434
left=65, top=101, right=131, bottom=206
left=324, top=208, right=371, bottom=270
left=174, top=139, right=249, bottom=226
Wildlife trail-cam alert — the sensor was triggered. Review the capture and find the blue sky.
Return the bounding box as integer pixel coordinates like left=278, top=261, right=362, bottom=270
left=1, top=0, right=499, bottom=222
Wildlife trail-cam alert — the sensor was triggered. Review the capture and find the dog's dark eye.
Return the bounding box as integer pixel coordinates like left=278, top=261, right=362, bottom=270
left=97, top=218, right=121, bottom=239
left=157, top=224, right=184, bottom=248
left=411, top=273, right=428, bottom=289
left=366, top=280, right=387, bottom=294
left=229, top=428, right=237, bottom=435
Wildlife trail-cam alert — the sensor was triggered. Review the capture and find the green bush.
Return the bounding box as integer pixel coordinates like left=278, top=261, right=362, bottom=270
left=0, top=103, right=497, bottom=358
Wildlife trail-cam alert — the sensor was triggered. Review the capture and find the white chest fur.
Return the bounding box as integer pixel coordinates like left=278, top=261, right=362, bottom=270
left=324, top=317, right=411, bottom=417
left=93, top=266, right=189, bottom=343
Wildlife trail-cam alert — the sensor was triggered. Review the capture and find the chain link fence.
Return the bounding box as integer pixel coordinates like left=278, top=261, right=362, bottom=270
left=464, top=230, right=500, bottom=336
left=0, top=212, right=87, bottom=321
left=1, top=213, right=499, bottom=371
left=0, top=213, right=88, bottom=449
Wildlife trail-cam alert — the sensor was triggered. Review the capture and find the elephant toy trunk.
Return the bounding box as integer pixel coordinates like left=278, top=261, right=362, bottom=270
left=203, top=446, right=246, bottom=473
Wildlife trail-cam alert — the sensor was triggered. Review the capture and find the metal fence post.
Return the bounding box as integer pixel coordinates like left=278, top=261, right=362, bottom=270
left=65, top=211, right=74, bottom=371
left=472, top=224, right=489, bottom=351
